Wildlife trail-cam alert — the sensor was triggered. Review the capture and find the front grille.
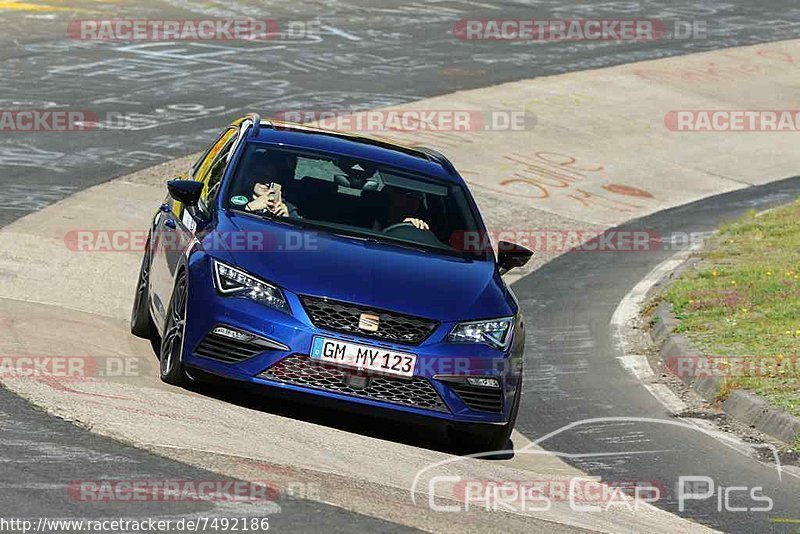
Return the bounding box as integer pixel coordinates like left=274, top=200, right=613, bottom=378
left=259, top=354, right=448, bottom=412
left=450, top=382, right=504, bottom=413
left=300, top=296, right=438, bottom=346
left=195, top=332, right=266, bottom=363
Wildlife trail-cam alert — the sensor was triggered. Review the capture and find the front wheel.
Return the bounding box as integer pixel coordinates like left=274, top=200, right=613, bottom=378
left=159, top=271, right=190, bottom=387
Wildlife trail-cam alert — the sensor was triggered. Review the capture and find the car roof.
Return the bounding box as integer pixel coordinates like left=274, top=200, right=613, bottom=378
left=231, top=117, right=463, bottom=184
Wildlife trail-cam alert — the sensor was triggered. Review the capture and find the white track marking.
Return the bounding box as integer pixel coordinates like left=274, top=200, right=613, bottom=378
left=644, top=384, right=689, bottom=414
left=619, top=355, right=656, bottom=380
left=321, top=25, right=362, bottom=42
left=611, top=237, right=708, bottom=413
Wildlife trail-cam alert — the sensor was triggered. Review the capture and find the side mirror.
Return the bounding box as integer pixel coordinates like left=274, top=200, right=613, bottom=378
left=167, top=180, right=203, bottom=207
left=497, top=241, right=534, bottom=275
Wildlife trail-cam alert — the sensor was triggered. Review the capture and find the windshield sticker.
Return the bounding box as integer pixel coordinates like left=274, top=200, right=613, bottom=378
left=231, top=195, right=249, bottom=206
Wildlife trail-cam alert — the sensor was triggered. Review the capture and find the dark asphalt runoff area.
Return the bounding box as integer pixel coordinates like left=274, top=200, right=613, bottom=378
left=514, top=177, right=800, bottom=533
left=0, top=387, right=417, bottom=532
left=1, top=0, right=799, bottom=228
left=1, top=0, right=800, bottom=531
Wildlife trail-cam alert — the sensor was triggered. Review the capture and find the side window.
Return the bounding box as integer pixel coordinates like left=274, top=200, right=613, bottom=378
left=200, top=154, right=231, bottom=212
left=192, top=128, right=231, bottom=179
left=194, top=128, right=237, bottom=214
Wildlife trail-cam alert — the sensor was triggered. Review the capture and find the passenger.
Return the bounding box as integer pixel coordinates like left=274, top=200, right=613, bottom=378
left=245, top=161, right=301, bottom=218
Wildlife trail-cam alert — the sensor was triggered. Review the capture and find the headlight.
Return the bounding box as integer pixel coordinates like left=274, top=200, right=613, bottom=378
left=448, top=317, right=514, bottom=349
left=213, top=260, right=289, bottom=313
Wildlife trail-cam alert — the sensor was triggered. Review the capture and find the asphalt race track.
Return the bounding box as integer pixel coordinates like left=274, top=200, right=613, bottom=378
left=2, top=0, right=800, bottom=532
left=0, top=389, right=416, bottom=532
left=1, top=0, right=800, bottom=227
left=514, top=177, right=800, bottom=533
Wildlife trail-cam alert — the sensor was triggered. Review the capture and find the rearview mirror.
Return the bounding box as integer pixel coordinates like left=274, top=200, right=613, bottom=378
left=497, top=241, right=534, bottom=275
left=167, top=180, right=204, bottom=207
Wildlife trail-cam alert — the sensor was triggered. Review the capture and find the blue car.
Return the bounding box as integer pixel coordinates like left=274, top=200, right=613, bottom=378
left=131, top=113, right=533, bottom=451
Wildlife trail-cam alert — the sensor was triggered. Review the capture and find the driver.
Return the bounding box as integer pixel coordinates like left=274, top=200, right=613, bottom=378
left=383, top=188, right=430, bottom=231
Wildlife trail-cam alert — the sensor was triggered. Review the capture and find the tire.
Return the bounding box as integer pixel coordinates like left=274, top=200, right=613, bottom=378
left=130, top=241, right=156, bottom=339
left=452, top=377, right=523, bottom=455
left=159, top=270, right=190, bottom=387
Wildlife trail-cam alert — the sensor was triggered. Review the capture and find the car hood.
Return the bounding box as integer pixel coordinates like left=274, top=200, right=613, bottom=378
left=208, top=212, right=514, bottom=322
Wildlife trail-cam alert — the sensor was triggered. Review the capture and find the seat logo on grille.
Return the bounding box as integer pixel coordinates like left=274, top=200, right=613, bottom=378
left=358, top=313, right=380, bottom=332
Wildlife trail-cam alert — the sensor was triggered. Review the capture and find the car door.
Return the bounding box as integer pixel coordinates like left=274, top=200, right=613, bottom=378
left=150, top=128, right=238, bottom=330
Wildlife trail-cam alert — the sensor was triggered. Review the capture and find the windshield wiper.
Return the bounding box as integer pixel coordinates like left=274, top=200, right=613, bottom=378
left=235, top=208, right=310, bottom=229
left=347, top=235, right=432, bottom=254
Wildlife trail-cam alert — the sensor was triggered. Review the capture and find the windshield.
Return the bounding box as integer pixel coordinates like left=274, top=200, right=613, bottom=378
left=224, top=143, right=486, bottom=257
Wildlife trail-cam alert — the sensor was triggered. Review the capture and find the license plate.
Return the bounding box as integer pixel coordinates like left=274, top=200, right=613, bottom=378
left=310, top=337, right=416, bottom=378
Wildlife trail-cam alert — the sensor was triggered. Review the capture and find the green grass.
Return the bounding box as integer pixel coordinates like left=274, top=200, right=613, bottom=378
left=663, top=198, right=800, bottom=417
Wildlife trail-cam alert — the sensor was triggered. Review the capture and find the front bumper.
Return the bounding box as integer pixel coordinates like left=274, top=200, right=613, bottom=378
left=182, top=260, right=523, bottom=424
